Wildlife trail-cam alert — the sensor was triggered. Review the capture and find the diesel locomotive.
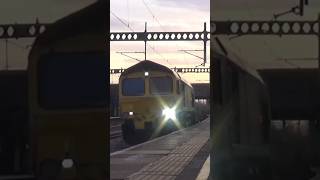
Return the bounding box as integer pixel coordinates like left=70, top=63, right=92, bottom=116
left=119, top=60, right=197, bottom=144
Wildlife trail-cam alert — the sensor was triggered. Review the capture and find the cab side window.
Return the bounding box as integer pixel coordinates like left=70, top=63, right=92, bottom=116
left=179, top=81, right=185, bottom=95
left=213, top=56, right=223, bottom=105
left=191, top=92, right=195, bottom=107
left=181, top=83, right=186, bottom=106
left=176, top=80, right=180, bottom=94
left=181, top=82, right=185, bottom=93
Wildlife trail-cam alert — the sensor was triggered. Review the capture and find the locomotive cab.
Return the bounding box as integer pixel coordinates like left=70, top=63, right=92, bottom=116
left=119, top=60, right=196, bottom=144
left=27, top=2, right=107, bottom=179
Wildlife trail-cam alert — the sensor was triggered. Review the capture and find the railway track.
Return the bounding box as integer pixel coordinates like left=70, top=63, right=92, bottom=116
left=110, top=130, right=122, bottom=139
left=110, top=117, right=130, bottom=153
left=110, top=117, right=123, bottom=139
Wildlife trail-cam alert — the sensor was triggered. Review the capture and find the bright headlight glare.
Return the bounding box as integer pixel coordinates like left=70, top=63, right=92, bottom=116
left=62, top=158, right=74, bottom=169
left=162, top=107, right=176, bottom=120
left=129, top=111, right=133, bottom=115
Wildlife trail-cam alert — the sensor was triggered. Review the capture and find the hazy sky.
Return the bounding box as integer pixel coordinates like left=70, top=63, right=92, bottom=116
left=0, top=0, right=96, bottom=70
left=2, top=0, right=317, bottom=84
left=110, top=0, right=210, bottom=84
left=111, top=0, right=320, bottom=84
left=212, top=0, right=320, bottom=69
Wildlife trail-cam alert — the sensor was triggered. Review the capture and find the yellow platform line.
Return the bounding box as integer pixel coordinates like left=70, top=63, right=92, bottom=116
left=195, top=155, right=210, bottom=180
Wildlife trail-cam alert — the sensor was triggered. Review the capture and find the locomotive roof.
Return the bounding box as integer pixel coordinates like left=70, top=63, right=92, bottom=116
left=212, top=37, right=264, bottom=83
left=30, top=1, right=105, bottom=49
left=120, top=60, right=192, bottom=88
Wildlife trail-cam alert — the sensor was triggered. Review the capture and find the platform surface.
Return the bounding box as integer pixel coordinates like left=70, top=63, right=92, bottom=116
left=110, top=118, right=210, bottom=180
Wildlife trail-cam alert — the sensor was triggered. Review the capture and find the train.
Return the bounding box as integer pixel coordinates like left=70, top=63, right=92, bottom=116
left=0, top=2, right=107, bottom=179
left=211, top=37, right=272, bottom=180
left=119, top=60, right=198, bottom=144
left=211, top=36, right=320, bottom=179
left=29, top=1, right=107, bottom=180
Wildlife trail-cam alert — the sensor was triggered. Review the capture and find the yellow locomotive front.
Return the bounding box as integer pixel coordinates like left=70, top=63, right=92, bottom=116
left=119, top=60, right=196, bottom=144
left=27, top=2, right=107, bottom=179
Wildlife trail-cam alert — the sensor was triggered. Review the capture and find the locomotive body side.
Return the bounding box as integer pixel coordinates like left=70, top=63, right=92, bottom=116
left=211, top=38, right=271, bottom=180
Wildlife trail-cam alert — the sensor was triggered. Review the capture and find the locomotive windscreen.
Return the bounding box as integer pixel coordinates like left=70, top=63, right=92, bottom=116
left=150, top=76, right=173, bottom=95
left=122, top=78, right=145, bottom=96
left=38, top=52, right=107, bottom=109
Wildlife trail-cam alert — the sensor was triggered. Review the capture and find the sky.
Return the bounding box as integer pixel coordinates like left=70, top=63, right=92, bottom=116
left=110, top=0, right=210, bottom=84
left=111, top=0, right=320, bottom=84
left=0, top=0, right=96, bottom=70
left=1, top=0, right=318, bottom=84
left=211, top=0, right=320, bottom=70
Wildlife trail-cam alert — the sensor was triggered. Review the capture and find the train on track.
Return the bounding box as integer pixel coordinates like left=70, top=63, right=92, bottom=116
left=119, top=60, right=199, bottom=144
left=211, top=36, right=273, bottom=180
left=211, top=36, right=320, bottom=180
left=0, top=1, right=107, bottom=180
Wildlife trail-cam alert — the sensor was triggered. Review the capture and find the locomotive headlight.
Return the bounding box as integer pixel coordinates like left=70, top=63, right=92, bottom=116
left=121, top=112, right=133, bottom=119
left=62, top=158, right=74, bottom=169
left=162, top=107, right=176, bottom=121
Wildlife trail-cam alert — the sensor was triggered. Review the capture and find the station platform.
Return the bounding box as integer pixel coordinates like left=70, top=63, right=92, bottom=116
left=110, top=118, right=210, bottom=180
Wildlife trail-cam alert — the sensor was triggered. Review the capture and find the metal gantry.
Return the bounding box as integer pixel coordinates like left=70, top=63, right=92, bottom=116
left=210, top=20, right=318, bottom=35
left=110, top=17, right=320, bottom=68
left=110, top=67, right=210, bottom=74
left=2, top=18, right=319, bottom=68
left=210, top=17, right=320, bottom=68
left=110, top=22, right=209, bottom=65
left=0, top=23, right=50, bottom=39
